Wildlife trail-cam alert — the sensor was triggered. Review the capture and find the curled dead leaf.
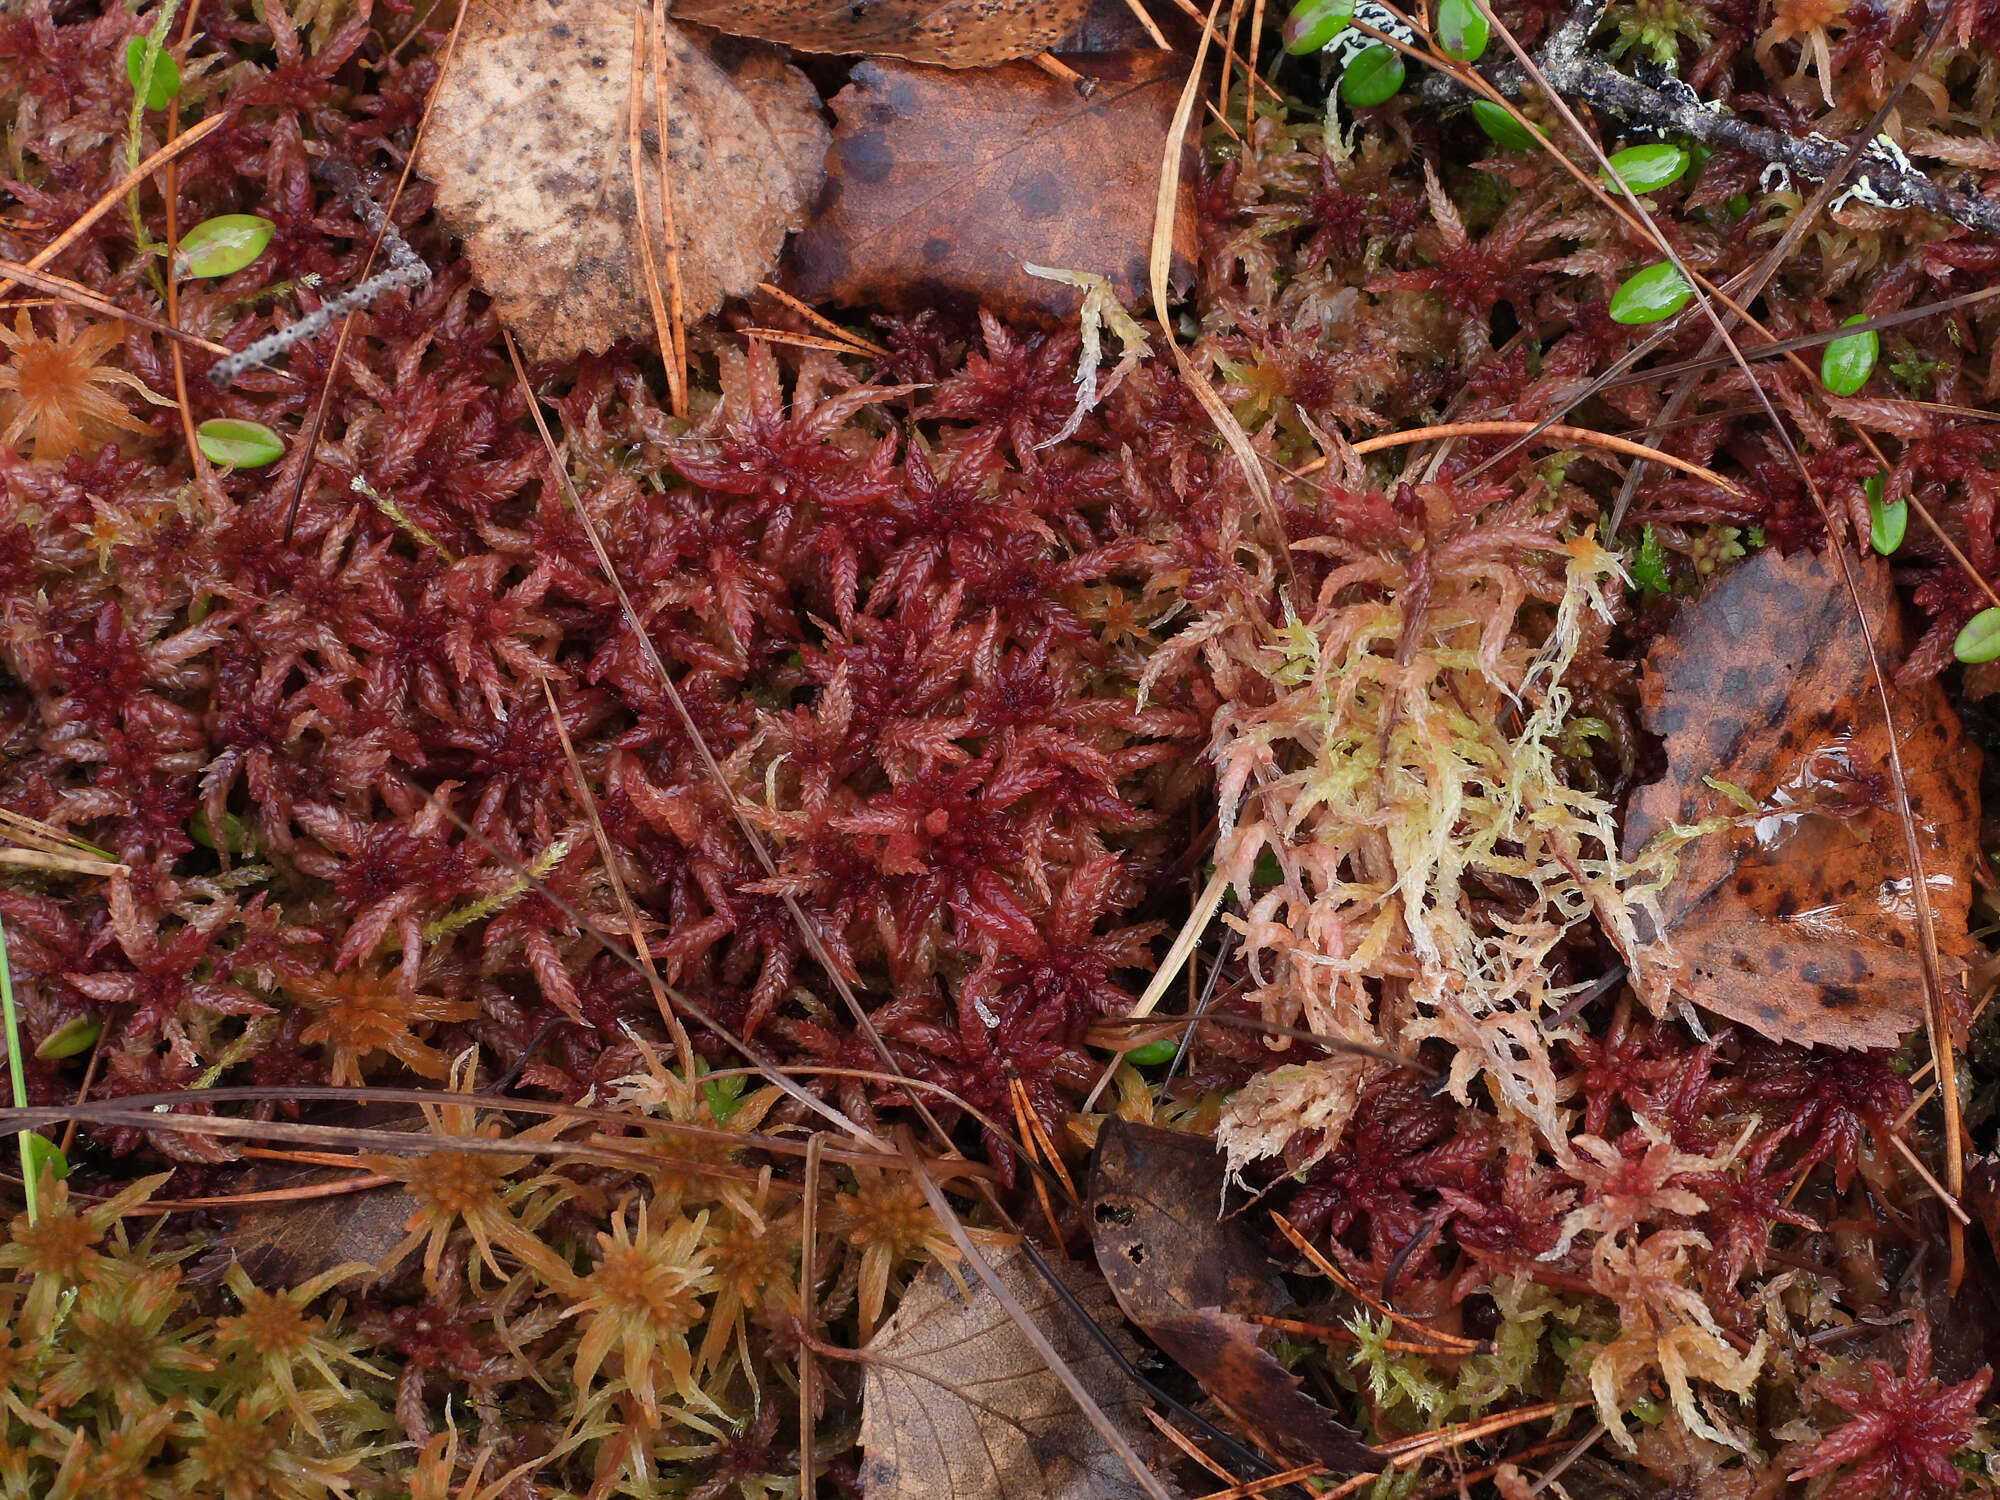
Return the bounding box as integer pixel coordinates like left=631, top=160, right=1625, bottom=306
left=1088, top=1120, right=1383, bottom=1476
left=416, top=0, right=827, bottom=362
left=673, top=0, right=1091, bottom=66
left=791, top=53, right=1196, bottom=324
left=1621, top=545, right=1982, bottom=1048
left=858, top=1245, right=1164, bottom=1500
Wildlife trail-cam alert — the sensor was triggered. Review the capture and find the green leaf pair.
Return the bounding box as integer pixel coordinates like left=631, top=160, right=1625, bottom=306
left=126, top=35, right=180, bottom=110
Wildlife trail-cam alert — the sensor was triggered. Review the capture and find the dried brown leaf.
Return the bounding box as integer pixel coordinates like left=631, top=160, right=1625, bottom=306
left=416, top=0, right=827, bottom=362
left=1088, top=1120, right=1383, bottom=1476
left=673, top=0, right=1090, bottom=66
left=790, top=53, right=1196, bottom=325
left=207, top=1181, right=413, bottom=1288
left=858, top=1245, right=1164, bottom=1500
left=1622, top=545, right=1982, bottom=1048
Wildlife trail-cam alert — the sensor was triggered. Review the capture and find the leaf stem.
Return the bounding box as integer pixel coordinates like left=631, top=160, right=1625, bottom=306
left=0, top=917, right=35, bottom=1222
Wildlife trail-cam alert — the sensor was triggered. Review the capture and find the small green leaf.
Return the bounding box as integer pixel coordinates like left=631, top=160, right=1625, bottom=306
left=1863, top=471, right=1885, bottom=506
left=1629, top=524, right=1670, bottom=594
left=1283, top=0, right=1356, bottom=52
left=126, top=36, right=180, bottom=109
left=1820, top=314, right=1879, bottom=397
left=1726, top=193, right=1750, bottom=219
left=175, top=214, right=274, bottom=280
left=1629, top=1394, right=1666, bottom=1426
left=1125, top=1039, right=1179, bottom=1067
left=701, top=1071, right=748, bottom=1123
left=1434, top=0, right=1487, bottom=60
left=1868, top=488, right=1906, bottom=556
left=1339, top=44, right=1405, bottom=108
left=21, top=1132, right=68, bottom=1184
left=196, top=418, right=285, bottom=469
left=35, top=1015, right=101, bottom=1061
left=1955, top=607, right=2000, bottom=664
left=1470, top=100, right=1539, bottom=151
left=1602, top=142, right=1688, bottom=193
left=190, top=808, right=252, bottom=853
left=1609, top=261, right=1692, bottom=324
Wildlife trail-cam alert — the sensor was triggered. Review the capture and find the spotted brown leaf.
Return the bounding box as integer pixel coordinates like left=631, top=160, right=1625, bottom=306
left=1622, top=545, right=1982, bottom=1049
left=790, top=53, right=1196, bottom=325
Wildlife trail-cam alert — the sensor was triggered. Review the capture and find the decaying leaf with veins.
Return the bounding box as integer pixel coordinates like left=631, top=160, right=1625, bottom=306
left=1088, top=1120, right=1384, bottom=1475
left=1621, top=545, right=1982, bottom=1049
left=857, top=1245, right=1161, bottom=1500
left=416, top=0, right=827, bottom=362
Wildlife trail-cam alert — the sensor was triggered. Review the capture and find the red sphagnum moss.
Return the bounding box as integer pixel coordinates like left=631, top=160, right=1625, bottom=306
left=0, top=0, right=1996, bottom=1490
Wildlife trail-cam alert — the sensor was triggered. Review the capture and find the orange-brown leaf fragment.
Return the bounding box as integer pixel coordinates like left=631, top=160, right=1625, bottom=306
left=790, top=53, right=1196, bottom=325
left=858, top=1245, right=1159, bottom=1500
left=1621, top=545, right=1982, bottom=1049
left=673, top=0, right=1089, bottom=65
left=415, top=0, right=827, bottom=362
left=1089, top=1120, right=1383, bottom=1475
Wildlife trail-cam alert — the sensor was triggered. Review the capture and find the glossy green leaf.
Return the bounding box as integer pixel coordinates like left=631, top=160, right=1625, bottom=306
left=1868, top=494, right=1907, bottom=555
left=125, top=36, right=180, bottom=110
left=1125, top=1039, right=1179, bottom=1067
left=1609, top=261, right=1692, bottom=324
left=22, top=1132, right=68, bottom=1184
left=34, top=1015, right=101, bottom=1061
left=1338, top=44, right=1405, bottom=108
left=1602, top=142, right=1688, bottom=193
left=1820, top=314, right=1879, bottom=397
left=1470, top=100, right=1539, bottom=150
left=1434, top=0, right=1487, bottom=59
left=1954, top=607, right=2000, bottom=664
left=175, top=214, right=274, bottom=279
left=196, top=418, right=285, bottom=469
left=1283, top=0, right=1356, bottom=52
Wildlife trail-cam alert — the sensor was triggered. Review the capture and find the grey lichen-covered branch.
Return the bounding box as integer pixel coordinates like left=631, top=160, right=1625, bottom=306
left=208, top=160, right=430, bottom=388
left=1430, top=0, right=2000, bottom=239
